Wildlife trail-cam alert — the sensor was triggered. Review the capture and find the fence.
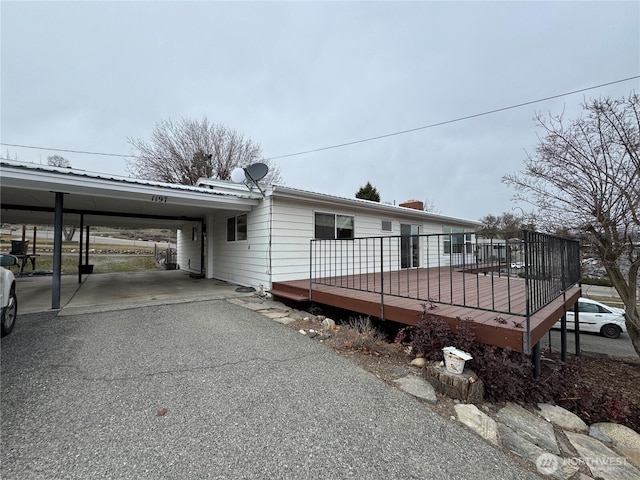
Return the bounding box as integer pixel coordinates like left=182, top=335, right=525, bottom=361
left=310, top=230, right=581, bottom=317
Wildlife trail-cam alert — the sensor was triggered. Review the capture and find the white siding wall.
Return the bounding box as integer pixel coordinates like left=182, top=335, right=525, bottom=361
left=177, top=222, right=203, bottom=273
left=269, top=198, right=472, bottom=283
left=208, top=200, right=271, bottom=289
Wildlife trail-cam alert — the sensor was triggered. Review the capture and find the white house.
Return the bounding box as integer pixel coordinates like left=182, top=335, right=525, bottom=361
left=0, top=160, right=481, bottom=296
left=180, top=177, right=482, bottom=290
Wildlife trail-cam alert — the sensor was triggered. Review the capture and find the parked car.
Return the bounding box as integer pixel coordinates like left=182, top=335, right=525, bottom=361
left=1, top=254, right=18, bottom=337
left=553, top=297, right=627, bottom=339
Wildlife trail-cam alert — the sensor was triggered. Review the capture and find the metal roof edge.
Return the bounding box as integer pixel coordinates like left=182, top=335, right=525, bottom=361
left=270, top=184, right=482, bottom=227
left=0, top=160, right=259, bottom=200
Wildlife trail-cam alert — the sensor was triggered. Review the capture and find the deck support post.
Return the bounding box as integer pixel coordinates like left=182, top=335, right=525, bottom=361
left=573, top=299, right=581, bottom=356
left=560, top=312, right=567, bottom=363
left=532, top=342, right=541, bottom=378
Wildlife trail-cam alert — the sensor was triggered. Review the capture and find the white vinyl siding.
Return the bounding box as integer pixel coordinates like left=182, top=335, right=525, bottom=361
left=210, top=202, right=271, bottom=289
left=177, top=221, right=203, bottom=273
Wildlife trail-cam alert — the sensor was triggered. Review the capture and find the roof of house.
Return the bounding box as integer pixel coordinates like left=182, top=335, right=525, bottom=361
left=270, top=184, right=482, bottom=228
left=1, top=160, right=482, bottom=228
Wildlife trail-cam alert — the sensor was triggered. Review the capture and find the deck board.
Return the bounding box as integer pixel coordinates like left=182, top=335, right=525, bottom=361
left=271, top=267, right=581, bottom=354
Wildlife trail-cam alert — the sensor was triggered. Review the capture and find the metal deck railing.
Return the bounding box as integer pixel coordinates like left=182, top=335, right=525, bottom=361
left=309, top=230, right=581, bottom=318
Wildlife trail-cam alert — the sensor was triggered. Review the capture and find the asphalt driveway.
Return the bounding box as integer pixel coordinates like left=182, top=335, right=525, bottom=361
left=1, top=300, right=540, bottom=479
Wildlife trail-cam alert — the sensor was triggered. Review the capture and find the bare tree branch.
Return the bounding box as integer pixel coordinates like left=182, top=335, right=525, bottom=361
left=504, top=92, right=640, bottom=358
left=126, top=118, right=281, bottom=185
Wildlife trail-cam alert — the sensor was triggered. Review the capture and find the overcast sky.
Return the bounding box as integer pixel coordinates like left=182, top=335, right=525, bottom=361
left=2, top=1, right=638, bottom=221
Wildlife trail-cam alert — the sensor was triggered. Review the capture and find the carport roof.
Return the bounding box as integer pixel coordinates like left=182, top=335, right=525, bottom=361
left=0, top=160, right=262, bottom=228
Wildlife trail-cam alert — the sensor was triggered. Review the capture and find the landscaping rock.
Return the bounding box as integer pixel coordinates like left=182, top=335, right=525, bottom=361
left=424, top=363, right=484, bottom=405
left=499, top=424, right=578, bottom=479
left=273, top=316, right=296, bottom=325
left=321, top=317, right=335, bottom=328
left=536, top=403, right=588, bottom=432
left=590, top=423, right=640, bottom=469
left=393, top=367, right=408, bottom=377
left=565, top=431, right=640, bottom=480
left=497, top=402, right=560, bottom=454
left=394, top=375, right=437, bottom=404
left=410, top=357, right=426, bottom=368
left=454, top=403, right=499, bottom=445
left=589, top=425, right=613, bottom=444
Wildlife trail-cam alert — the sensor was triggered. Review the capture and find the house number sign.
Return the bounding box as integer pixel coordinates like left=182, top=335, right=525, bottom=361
left=151, top=195, right=168, bottom=203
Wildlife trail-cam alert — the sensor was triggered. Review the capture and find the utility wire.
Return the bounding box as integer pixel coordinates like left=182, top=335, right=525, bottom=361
left=2, top=75, right=638, bottom=161
left=266, top=75, right=640, bottom=160
left=0, top=143, right=129, bottom=158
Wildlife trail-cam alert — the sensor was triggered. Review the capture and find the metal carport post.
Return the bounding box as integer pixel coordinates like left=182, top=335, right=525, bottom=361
left=51, top=192, right=64, bottom=309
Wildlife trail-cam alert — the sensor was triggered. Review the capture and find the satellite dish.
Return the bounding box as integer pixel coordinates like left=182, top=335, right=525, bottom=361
left=231, top=167, right=246, bottom=184
left=244, top=163, right=269, bottom=182
left=229, top=163, right=269, bottom=196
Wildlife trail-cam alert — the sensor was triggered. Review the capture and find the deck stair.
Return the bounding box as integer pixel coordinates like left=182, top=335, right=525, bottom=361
left=269, top=282, right=310, bottom=302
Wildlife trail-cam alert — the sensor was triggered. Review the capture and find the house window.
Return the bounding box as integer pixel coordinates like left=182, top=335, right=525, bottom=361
left=314, top=212, right=354, bottom=239
left=381, top=220, right=392, bottom=232
left=227, top=214, right=248, bottom=241
left=443, top=227, right=472, bottom=254
left=192, top=225, right=198, bottom=242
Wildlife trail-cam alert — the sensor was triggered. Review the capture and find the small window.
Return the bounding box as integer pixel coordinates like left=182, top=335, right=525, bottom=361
left=381, top=220, right=392, bottom=232
left=227, top=214, right=248, bottom=242
left=314, top=212, right=354, bottom=239
left=192, top=225, right=198, bottom=242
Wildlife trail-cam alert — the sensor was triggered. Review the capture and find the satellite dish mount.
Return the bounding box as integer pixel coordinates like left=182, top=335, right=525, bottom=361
left=231, top=163, right=269, bottom=196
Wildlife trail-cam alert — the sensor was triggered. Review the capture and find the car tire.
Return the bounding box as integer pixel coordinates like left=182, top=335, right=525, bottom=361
left=1, top=286, right=17, bottom=337
left=600, top=324, right=621, bottom=339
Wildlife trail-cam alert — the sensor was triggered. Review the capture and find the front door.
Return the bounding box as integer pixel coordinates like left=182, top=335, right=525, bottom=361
left=400, top=224, right=420, bottom=268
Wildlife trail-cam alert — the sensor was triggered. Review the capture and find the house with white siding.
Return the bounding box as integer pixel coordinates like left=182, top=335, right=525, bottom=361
left=180, top=178, right=482, bottom=291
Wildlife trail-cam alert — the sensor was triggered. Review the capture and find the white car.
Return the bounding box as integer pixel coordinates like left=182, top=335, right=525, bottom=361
left=0, top=254, right=18, bottom=337
left=553, top=297, right=627, bottom=339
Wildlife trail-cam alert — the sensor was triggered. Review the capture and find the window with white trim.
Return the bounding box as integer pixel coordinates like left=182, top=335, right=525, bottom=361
left=227, top=214, right=248, bottom=241
left=443, top=227, right=473, bottom=254
left=381, top=220, right=392, bottom=232
left=314, top=212, right=354, bottom=239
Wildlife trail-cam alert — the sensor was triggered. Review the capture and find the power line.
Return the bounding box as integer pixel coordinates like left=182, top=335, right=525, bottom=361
left=265, top=75, right=640, bottom=160
left=2, top=75, right=638, bottom=161
left=0, top=143, right=132, bottom=158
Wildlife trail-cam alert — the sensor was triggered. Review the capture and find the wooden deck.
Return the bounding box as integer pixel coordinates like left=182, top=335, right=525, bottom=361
left=271, top=268, right=581, bottom=354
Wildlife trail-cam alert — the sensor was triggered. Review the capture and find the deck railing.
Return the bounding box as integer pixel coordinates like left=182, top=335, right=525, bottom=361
left=309, top=230, right=581, bottom=318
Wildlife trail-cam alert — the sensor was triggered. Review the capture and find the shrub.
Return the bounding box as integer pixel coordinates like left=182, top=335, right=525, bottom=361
left=409, top=311, right=452, bottom=360
left=406, top=306, right=640, bottom=432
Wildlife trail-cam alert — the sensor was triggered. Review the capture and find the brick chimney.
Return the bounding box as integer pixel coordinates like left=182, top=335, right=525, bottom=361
left=399, top=199, right=424, bottom=211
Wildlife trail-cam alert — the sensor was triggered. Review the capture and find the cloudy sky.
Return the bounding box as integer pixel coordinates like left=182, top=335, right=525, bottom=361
left=2, top=1, right=638, bottom=221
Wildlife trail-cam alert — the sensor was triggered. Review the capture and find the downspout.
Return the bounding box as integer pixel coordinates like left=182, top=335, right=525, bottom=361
left=268, top=195, right=273, bottom=289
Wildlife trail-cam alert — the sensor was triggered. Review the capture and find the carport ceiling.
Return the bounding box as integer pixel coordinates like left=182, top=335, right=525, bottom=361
left=0, top=161, right=261, bottom=229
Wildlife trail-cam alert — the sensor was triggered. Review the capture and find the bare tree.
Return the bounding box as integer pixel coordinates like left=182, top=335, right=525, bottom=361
left=47, top=155, right=71, bottom=168
left=504, top=93, right=640, bottom=358
left=127, top=118, right=281, bottom=185
left=477, top=212, right=530, bottom=240
left=422, top=197, right=440, bottom=214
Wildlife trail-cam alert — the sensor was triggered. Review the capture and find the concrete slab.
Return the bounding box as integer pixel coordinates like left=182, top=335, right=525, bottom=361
left=15, top=270, right=254, bottom=315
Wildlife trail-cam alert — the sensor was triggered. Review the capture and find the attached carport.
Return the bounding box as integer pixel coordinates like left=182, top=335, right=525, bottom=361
left=0, top=161, right=261, bottom=309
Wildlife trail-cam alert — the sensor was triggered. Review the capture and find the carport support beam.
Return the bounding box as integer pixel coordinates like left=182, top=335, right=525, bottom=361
left=52, top=192, right=64, bottom=309
left=78, top=214, right=84, bottom=284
